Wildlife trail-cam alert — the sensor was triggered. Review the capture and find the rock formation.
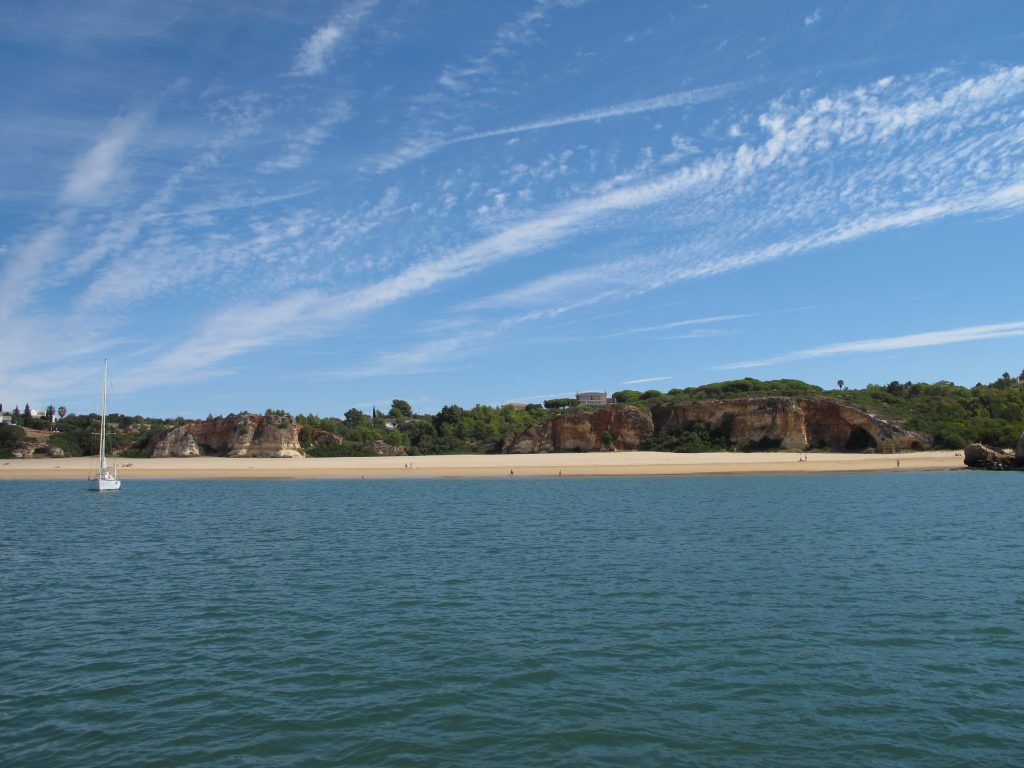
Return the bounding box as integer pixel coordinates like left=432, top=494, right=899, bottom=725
left=502, top=405, right=654, bottom=453
left=651, top=397, right=927, bottom=453
left=501, top=397, right=927, bottom=454
left=963, top=443, right=1021, bottom=470
left=4, top=427, right=67, bottom=459
left=150, top=413, right=303, bottom=458
left=372, top=439, right=407, bottom=457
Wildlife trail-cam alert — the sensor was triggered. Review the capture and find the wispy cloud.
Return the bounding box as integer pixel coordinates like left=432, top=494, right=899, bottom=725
left=259, top=100, right=351, bottom=172
left=377, top=82, right=739, bottom=171
left=290, top=0, right=377, bottom=77
left=466, top=65, right=1024, bottom=315
left=600, top=314, right=749, bottom=339
left=60, top=111, right=148, bottom=205
left=622, top=376, right=671, bottom=385
left=131, top=65, right=1024, bottom=387
left=436, top=0, right=588, bottom=92
left=804, top=9, right=822, bottom=27
left=720, top=321, right=1024, bottom=370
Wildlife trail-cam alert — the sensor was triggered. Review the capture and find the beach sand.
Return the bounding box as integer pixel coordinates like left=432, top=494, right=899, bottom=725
left=0, top=451, right=964, bottom=480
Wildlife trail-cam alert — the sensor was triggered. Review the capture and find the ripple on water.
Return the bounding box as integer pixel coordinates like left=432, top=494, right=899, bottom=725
left=1, top=473, right=1023, bottom=766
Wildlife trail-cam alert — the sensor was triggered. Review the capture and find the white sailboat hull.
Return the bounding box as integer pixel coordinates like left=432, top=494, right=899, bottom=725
left=92, top=474, right=121, bottom=491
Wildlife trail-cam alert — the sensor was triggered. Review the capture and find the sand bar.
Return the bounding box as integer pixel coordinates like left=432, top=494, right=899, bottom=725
left=0, top=451, right=964, bottom=480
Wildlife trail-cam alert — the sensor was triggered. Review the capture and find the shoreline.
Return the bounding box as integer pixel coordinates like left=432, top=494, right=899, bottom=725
left=0, top=451, right=964, bottom=480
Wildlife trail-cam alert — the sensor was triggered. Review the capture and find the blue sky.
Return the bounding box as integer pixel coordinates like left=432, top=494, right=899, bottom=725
left=2, top=1, right=1023, bottom=418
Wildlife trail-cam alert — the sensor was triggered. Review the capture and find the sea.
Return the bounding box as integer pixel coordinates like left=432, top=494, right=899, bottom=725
left=2, top=472, right=1022, bottom=767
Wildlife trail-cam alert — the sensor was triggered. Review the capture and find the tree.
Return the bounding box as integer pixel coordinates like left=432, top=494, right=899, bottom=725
left=389, top=399, right=413, bottom=418
left=58, top=406, right=67, bottom=420
left=543, top=398, right=575, bottom=410
left=432, top=404, right=465, bottom=430
left=837, top=379, right=845, bottom=390
left=344, top=408, right=368, bottom=425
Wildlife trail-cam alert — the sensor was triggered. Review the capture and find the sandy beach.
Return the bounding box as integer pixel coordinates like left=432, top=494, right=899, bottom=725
left=0, top=451, right=964, bottom=480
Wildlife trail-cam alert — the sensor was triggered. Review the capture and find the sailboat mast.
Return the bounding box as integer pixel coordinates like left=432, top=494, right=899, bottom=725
left=99, top=359, right=108, bottom=470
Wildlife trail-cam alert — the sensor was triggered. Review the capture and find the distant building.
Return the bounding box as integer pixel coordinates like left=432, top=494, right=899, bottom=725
left=576, top=391, right=610, bottom=405
left=0, top=413, right=12, bottom=425
left=502, top=402, right=528, bottom=411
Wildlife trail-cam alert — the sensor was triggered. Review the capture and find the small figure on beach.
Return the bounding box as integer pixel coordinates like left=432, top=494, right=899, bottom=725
left=510, top=469, right=514, bottom=476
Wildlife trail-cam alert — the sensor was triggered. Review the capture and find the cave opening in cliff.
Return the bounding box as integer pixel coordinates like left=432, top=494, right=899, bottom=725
left=845, top=427, right=877, bottom=452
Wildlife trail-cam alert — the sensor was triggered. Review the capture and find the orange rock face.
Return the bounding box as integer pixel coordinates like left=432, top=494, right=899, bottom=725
left=151, top=413, right=303, bottom=457
left=502, top=406, right=654, bottom=453
left=501, top=397, right=928, bottom=454
left=651, top=397, right=928, bottom=453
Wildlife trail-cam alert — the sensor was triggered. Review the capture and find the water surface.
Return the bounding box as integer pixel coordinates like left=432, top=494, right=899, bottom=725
left=2, top=473, right=1022, bottom=766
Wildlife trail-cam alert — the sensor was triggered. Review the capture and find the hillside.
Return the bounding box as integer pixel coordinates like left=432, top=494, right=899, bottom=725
left=2, top=373, right=1021, bottom=459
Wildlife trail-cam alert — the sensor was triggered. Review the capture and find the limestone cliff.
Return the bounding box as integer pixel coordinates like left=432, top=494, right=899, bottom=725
left=501, top=405, right=654, bottom=453
left=651, top=397, right=928, bottom=453
left=150, top=413, right=303, bottom=458
left=501, top=397, right=927, bottom=454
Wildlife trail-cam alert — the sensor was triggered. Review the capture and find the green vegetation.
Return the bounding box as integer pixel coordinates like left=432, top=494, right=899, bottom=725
left=4, top=371, right=1021, bottom=458
left=641, top=423, right=730, bottom=453
left=297, top=402, right=551, bottom=456
left=0, top=425, right=27, bottom=458
left=831, top=375, right=1024, bottom=449
left=613, top=378, right=825, bottom=408
left=12, top=413, right=175, bottom=457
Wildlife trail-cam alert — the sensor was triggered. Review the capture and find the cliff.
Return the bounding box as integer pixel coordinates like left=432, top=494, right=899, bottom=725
left=651, top=397, right=928, bottom=453
left=501, top=397, right=928, bottom=454
left=150, top=413, right=303, bottom=458
left=501, top=405, right=654, bottom=453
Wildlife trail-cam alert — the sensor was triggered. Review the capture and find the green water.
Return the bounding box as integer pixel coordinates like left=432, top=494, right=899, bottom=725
left=2, top=473, right=1022, bottom=766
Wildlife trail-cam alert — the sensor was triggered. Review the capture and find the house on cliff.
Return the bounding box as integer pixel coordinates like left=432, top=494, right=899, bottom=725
left=576, top=391, right=610, bottom=405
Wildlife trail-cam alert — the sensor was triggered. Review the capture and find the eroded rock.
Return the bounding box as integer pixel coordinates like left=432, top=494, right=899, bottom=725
left=502, top=405, right=654, bottom=453
left=150, top=413, right=303, bottom=458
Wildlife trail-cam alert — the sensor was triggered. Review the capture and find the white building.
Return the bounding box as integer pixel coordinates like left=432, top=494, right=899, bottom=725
left=576, top=391, right=610, bottom=405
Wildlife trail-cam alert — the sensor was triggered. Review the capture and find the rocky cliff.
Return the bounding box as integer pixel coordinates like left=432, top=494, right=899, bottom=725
left=501, top=397, right=928, bottom=454
left=501, top=405, right=654, bottom=453
left=651, top=397, right=928, bottom=452
left=150, top=413, right=303, bottom=458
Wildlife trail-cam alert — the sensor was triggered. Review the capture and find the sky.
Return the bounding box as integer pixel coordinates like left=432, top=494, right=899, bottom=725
left=2, top=0, right=1023, bottom=418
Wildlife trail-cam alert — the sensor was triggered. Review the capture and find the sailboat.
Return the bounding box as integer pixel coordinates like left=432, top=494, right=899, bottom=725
left=90, top=359, right=121, bottom=491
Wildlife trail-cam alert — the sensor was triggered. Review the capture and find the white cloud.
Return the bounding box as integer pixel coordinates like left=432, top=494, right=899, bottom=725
left=290, top=0, right=377, bottom=76
left=436, top=0, right=589, bottom=92
left=259, top=101, right=351, bottom=172
left=377, top=82, right=739, bottom=171
left=622, top=376, right=671, bottom=385
left=720, top=321, right=1024, bottom=370
left=61, top=111, right=147, bottom=205
left=804, top=9, right=822, bottom=26
left=602, top=314, right=749, bottom=338
left=45, top=64, right=1024, bottom=393
left=463, top=65, right=1024, bottom=316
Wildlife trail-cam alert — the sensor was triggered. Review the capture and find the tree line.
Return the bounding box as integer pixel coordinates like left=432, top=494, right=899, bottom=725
left=3, top=372, right=1021, bottom=459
